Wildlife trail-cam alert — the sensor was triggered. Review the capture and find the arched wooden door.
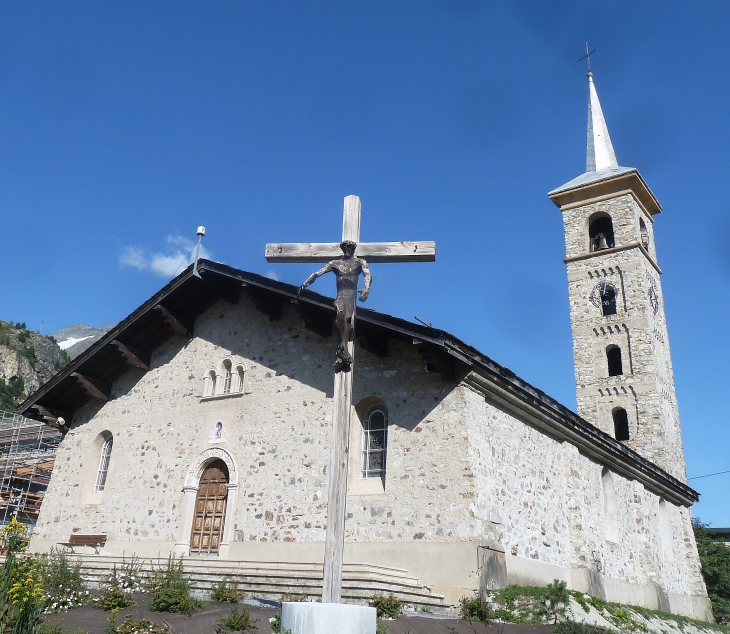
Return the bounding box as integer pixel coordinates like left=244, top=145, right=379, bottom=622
left=190, top=459, right=229, bottom=555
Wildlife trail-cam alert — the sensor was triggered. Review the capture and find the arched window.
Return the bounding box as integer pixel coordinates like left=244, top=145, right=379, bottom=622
left=94, top=435, right=113, bottom=492
left=639, top=218, right=650, bottom=250
left=599, top=282, right=617, bottom=316
left=607, top=346, right=623, bottom=376
left=589, top=214, right=615, bottom=252
left=613, top=408, right=630, bottom=441
left=362, top=405, right=388, bottom=479
left=235, top=365, right=245, bottom=393
left=222, top=360, right=232, bottom=394
left=206, top=370, right=217, bottom=396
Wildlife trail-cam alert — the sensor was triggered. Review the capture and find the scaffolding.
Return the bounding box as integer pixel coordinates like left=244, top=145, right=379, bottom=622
left=0, top=409, right=61, bottom=534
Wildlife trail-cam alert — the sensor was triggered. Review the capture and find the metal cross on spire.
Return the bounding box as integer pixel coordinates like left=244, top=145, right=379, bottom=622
left=579, top=42, right=596, bottom=75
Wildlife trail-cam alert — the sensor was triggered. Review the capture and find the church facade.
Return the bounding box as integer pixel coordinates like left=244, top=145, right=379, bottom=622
left=20, top=75, right=712, bottom=619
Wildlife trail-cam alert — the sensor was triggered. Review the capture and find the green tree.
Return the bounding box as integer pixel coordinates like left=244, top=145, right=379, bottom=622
left=692, top=518, right=730, bottom=624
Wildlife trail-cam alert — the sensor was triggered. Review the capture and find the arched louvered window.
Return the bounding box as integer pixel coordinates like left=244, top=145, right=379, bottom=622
left=94, top=435, right=113, bottom=492
left=236, top=366, right=245, bottom=393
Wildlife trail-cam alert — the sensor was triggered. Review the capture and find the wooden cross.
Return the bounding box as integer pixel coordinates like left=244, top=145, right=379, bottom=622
left=265, top=195, right=435, bottom=603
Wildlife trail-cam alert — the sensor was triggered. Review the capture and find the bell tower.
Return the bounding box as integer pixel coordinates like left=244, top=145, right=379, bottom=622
left=548, top=70, right=687, bottom=480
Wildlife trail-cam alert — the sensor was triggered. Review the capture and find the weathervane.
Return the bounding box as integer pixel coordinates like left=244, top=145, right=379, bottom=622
left=579, top=42, right=596, bottom=75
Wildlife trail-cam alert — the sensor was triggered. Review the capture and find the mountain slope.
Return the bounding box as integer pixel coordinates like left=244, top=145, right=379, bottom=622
left=0, top=321, right=70, bottom=411
left=52, top=323, right=114, bottom=359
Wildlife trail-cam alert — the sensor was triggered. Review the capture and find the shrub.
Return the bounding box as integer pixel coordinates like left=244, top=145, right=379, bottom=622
left=107, top=557, right=145, bottom=594
left=369, top=594, right=403, bottom=619
left=0, top=519, right=30, bottom=632
left=97, top=587, right=135, bottom=611
left=459, top=592, right=492, bottom=622
left=114, top=615, right=167, bottom=634
left=693, top=519, right=730, bottom=625
left=375, top=624, right=390, bottom=634
left=148, top=587, right=202, bottom=616
left=543, top=579, right=570, bottom=623
left=555, top=621, right=613, bottom=634
left=37, top=548, right=91, bottom=613
left=38, top=625, right=89, bottom=634
left=147, top=554, right=187, bottom=592
left=215, top=606, right=257, bottom=633
left=211, top=580, right=240, bottom=603
left=9, top=575, right=45, bottom=634
left=492, top=584, right=547, bottom=624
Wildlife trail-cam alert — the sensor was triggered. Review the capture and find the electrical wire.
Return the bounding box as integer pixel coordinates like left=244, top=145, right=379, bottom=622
left=688, top=469, right=730, bottom=481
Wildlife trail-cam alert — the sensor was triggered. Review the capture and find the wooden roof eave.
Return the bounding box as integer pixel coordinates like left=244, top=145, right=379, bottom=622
left=18, top=259, right=698, bottom=507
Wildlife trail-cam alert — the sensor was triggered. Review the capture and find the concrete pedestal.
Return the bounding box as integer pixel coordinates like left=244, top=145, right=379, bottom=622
left=281, top=602, right=376, bottom=634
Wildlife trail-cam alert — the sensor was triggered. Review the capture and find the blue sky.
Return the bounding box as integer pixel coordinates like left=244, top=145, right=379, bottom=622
left=1, top=2, right=728, bottom=525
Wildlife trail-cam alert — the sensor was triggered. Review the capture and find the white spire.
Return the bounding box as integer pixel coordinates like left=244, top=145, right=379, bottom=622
left=586, top=72, right=618, bottom=172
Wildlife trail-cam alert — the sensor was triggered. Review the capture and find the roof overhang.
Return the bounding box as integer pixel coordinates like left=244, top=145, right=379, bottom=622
left=548, top=167, right=662, bottom=216
left=18, top=259, right=698, bottom=507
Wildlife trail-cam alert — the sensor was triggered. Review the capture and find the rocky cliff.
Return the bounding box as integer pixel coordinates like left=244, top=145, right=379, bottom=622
left=0, top=321, right=70, bottom=411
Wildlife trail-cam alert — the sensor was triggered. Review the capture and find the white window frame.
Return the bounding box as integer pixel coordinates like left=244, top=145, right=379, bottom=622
left=94, top=436, right=113, bottom=493
left=361, top=405, right=388, bottom=479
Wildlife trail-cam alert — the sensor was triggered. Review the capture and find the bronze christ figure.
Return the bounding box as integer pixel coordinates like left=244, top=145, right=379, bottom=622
left=298, top=240, right=372, bottom=371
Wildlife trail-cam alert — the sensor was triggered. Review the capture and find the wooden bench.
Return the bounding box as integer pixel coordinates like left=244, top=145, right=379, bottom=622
left=58, top=534, right=107, bottom=554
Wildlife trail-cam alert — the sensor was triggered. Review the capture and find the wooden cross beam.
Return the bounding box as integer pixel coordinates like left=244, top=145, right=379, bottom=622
left=265, top=195, right=435, bottom=604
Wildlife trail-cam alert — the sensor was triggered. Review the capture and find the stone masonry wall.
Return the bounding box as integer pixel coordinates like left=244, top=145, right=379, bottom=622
left=561, top=193, right=686, bottom=480
left=32, top=291, right=706, bottom=611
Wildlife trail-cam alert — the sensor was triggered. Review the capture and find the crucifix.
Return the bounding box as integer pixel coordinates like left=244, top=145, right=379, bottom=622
left=265, top=195, right=435, bottom=603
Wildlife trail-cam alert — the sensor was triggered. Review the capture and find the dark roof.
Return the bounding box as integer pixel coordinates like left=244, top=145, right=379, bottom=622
left=19, top=259, right=699, bottom=507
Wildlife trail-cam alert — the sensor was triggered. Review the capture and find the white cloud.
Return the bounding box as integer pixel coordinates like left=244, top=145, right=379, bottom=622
left=120, top=235, right=213, bottom=277
left=119, top=247, right=147, bottom=270
left=265, top=271, right=280, bottom=281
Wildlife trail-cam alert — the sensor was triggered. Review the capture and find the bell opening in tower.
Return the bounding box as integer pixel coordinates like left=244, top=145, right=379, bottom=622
left=589, top=214, right=615, bottom=252
left=600, top=282, right=617, bottom=316
left=613, top=408, right=630, bottom=441
left=607, top=345, right=623, bottom=376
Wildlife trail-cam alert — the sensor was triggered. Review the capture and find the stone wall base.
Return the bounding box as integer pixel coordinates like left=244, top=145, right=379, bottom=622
left=29, top=538, right=712, bottom=620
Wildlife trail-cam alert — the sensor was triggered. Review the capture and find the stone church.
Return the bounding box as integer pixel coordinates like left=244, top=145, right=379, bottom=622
left=20, top=73, right=712, bottom=619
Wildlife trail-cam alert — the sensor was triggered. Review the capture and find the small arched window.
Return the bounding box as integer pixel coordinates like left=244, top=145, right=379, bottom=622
left=639, top=218, right=650, bottom=250
left=613, top=408, right=630, bottom=441
left=206, top=370, right=217, bottom=396
left=607, top=346, right=623, bottom=376
left=362, top=405, right=388, bottom=479
left=589, top=214, right=615, bottom=252
left=235, top=365, right=245, bottom=393
left=94, top=435, right=113, bottom=492
left=600, top=282, right=617, bottom=316
left=222, top=360, right=232, bottom=394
